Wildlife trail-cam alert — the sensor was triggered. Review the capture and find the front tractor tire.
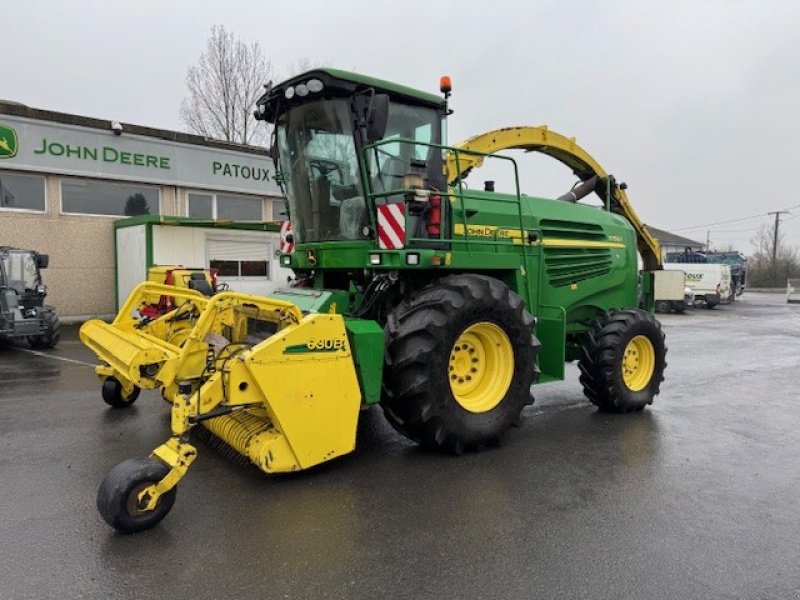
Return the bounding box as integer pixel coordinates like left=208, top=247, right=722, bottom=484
left=97, top=457, right=177, bottom=534
left=102, top=377, right=141, bottom=408
left=579, top=309, right=666, bottom=413
left=27, top=309, right=60, bottom=349
left=381, top=274, right=540, bottom=454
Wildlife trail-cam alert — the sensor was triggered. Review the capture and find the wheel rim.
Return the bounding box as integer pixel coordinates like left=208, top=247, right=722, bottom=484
left=126, top=481, right=156, bottom=517
left=448, top=322, right=514, bottom=413
left=621, top=335, right=656, bottom=391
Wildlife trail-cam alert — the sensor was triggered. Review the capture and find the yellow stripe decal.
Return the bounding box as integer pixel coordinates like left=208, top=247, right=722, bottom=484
left=452, top=224, right=624, bottom=249
left=541, top=239, right=626, bottom=249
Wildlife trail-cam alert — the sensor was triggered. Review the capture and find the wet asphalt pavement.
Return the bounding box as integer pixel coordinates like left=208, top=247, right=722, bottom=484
left=1, top=293, right=798, bottom=600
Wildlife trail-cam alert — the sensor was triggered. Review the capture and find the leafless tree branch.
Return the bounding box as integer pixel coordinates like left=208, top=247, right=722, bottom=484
left=180, top=25, right=273, bottom=146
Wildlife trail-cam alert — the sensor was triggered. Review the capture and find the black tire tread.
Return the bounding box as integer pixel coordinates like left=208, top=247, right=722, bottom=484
left=97, top=457, right=176, bottom=534
left=102, top=377, right=140, bottom=408
left=381, top=274, right=539, bottom=453
left=28, top=309, right=60, bottom=349
left=578, top=309, right=667, bottom=413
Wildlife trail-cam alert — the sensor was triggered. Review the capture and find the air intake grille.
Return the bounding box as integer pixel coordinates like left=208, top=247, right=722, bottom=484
left=540, top=219, right=606, bottom=240
left=544, top=247, right=612, bottom=287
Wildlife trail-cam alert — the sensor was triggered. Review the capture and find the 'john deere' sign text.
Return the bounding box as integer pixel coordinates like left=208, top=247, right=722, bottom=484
left=0, top=114, right=280, bottom=196
left=34, top=138, right=170, bottom=170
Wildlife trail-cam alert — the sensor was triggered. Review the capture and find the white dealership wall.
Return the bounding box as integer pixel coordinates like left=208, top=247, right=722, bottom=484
left=0, top=102, right=286, bottom=319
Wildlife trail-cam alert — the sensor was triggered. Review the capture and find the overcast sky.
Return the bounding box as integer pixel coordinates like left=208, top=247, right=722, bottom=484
left=4, top=0, right=799, bottom=253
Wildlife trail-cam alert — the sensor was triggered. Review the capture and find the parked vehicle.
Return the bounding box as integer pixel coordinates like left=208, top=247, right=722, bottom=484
left=654, top=269, right=690, bottom=313
left=788, top=279, right=800, bottom=304
left=0, top=246, right=60, bottom=347
left=666, top=250, right=747, bottom=296
left=664, top=262, right=731, bottom=308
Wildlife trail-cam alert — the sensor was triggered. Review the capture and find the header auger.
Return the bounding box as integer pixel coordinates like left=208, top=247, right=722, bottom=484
left=83, top=69, right=667, bottom=533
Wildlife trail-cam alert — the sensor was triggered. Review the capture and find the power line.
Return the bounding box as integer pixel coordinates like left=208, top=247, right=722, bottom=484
left=672, top=203, right=800, bottom=232
left=694, top=213, right=800, bottom=237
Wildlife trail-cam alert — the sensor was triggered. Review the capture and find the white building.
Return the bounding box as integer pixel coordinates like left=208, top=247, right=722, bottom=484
left=0, top=101, right=287, bottom=319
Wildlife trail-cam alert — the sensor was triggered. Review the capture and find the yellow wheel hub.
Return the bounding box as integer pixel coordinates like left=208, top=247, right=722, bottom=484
left=448, top=322, right=514, bottom=413
left=621, top=335, right=655, bottom=391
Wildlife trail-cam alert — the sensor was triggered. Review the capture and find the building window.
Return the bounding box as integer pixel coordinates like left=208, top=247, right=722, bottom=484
left=187, top=192, right=263, bottom=221
left=188, top=193, right=213, bottom=218
left=207, top=239, right=271, bottom=280
left=0, top=170, right=46, bottom=212
left=271, top=199, right=287, bottom=221
left=61, top=178, right=159, bottom=216
left=217, top=194, right=262, bottom=221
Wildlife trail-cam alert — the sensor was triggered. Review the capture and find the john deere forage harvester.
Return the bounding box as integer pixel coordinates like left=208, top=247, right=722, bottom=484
left=81, top=70, right=668, bottom=533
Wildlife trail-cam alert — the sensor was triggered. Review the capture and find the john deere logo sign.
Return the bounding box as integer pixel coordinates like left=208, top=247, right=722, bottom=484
left=0, top=124, right=18, bottom=159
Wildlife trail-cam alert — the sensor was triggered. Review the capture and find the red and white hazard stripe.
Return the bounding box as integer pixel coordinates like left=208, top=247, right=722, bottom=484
left=279, top=220, right=294, bottom=254
left=377, top=203, right=406, bottom=249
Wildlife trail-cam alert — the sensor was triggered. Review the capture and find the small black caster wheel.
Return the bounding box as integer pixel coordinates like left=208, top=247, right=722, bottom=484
left=97, top=457, right=177, bottom=534
left=102, top=377, right=140, bottom=408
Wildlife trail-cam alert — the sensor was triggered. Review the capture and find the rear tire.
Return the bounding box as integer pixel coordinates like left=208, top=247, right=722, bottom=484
left=102, top=377, right=140, bottom=408
left=97, top=457, right=176, bottom=534
left=578, top=309, right=666, bottom=413
left=381, top=274, right=539, bottom=453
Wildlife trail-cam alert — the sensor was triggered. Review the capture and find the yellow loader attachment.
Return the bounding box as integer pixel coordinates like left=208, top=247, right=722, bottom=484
left=84, top=282, right=363, bottom=534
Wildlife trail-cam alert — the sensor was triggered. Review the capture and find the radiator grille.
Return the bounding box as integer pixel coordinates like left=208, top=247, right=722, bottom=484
left=544, top=247, right=613, bottom=287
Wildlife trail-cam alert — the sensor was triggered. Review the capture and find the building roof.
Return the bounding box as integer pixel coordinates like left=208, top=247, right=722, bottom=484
left=0, top=101, right=268, bottom=157
left=114, top=214, right=280, bottom=231
left=646, top=225, right=704, bottom=248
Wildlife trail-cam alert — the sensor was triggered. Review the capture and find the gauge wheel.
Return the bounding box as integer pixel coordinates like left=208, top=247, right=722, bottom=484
left=97, top=457, right=176, bottom=534
left=102, top=377, right=141, bottom=408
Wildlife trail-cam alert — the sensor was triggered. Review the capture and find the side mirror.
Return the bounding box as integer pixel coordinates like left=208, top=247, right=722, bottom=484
left=366, top=94, right=389, bottom=144
left=36, top=254, right=49, bottom=269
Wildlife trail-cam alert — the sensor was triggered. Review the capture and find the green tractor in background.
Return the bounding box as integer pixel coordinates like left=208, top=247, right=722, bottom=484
left=83, top=69, right=670, bottom=533
left=0, top=246, right=60, bottom=348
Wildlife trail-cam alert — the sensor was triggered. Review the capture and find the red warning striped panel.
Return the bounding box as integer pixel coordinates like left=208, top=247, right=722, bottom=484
left=279, top=220, right=294, bottom=254
left=377, top=203, right=406, bottom=249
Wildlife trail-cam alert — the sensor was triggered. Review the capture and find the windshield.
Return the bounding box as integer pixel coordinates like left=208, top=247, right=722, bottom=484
left=277, top=98, right=443, bottom=244
left=277, top=99, right=364, bottom=242
left=0, top=250, right=39, bottom=293
left=366, top=103, right=441, bottom=194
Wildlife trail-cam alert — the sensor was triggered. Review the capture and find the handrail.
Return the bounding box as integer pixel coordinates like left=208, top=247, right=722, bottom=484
left=361, top=138, right=529, bottom=255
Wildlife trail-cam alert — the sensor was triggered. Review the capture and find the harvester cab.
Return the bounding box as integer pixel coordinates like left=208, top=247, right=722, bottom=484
left=0, top=246, right=60, bottom=348
left=83, top=69, right=668, bottom=534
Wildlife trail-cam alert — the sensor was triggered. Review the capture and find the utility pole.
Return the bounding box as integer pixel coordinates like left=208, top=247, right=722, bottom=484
left=706, top=230, right=710, bottom=251
left=768, top=211, right=790, bottom=265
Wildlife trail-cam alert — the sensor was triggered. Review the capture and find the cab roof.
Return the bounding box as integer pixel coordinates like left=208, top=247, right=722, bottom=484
left=256, top=68, right=446, bottom=123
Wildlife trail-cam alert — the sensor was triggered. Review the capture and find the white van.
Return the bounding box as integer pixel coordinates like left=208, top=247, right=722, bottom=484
left=664, top=263, right=732, bottom=308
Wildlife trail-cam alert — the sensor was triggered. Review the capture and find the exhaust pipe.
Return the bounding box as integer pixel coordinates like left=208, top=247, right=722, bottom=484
left=557, top=175, right=599, bottom=203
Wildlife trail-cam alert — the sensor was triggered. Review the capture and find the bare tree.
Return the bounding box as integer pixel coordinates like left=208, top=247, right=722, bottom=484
left=749, top=222, right=800, bottom=286
left=180, top=25, right=274, bottom=146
